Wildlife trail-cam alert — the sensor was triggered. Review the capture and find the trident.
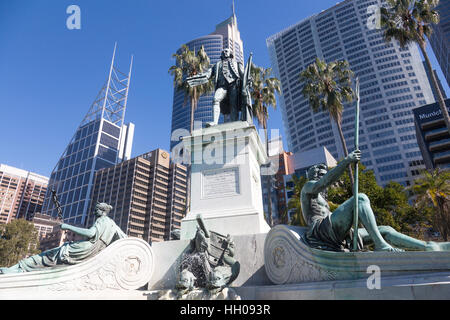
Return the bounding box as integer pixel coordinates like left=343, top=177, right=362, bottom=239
left=352, top=77, right=360, bottom=251
left=51, top=188, right=63, bottom=222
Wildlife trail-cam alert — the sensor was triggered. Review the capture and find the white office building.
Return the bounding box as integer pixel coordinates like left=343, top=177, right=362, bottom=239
left=267, top=0, right=435, bottom=186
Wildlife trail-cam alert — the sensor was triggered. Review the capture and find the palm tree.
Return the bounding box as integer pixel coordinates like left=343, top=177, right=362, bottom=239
left=169, top=45, right=213, bottom=215
left=412, top=168, right=450, bottom=240
left=287, top=175, right=308, bottom=227
left=300, top=57, right=355, bottom=185
left=250, top=63, right=281, bottom=227
left=380, top=0, right=450, bottom=134
left=168, top=44, right=214, bottom=133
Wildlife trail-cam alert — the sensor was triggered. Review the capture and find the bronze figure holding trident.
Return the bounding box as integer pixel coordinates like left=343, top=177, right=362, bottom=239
left=300, top=77, right=450, bottom=252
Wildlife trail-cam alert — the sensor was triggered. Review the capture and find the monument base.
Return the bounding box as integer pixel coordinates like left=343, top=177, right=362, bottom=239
left=180, top=208, right=270, bottom=240
left=2, top=230, right=450, bottom=300
left=149, top=287, right=241, bottom=300
left=0, top=238, right=154, bottom=299
left=147, top=233, right=271, bottom=290
left=264, top=225, right=450, bottom=284
left=180, top=121, right=271, bottom=240
left=234, top=271, right=450, bottom=300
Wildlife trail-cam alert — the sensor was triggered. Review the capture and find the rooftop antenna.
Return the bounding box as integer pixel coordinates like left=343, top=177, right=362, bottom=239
left=231, top=0, right=236, bottom=58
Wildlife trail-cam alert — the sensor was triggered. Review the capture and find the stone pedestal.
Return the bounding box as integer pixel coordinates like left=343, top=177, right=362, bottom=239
left=264, top=225, right=450, bottom=285
left=147, top=233, right=271, bottom=291
left=180, top=121, right=271, bottom=240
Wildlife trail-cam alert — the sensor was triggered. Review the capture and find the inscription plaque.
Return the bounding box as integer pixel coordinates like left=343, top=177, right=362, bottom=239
left=202, top=167, right=240, bottom=199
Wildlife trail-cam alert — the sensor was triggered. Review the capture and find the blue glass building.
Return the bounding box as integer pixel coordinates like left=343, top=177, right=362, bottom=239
left=41, top=47, right=134, bottom=225
left=169, top=14, right=244, bottom=151
left=430, top=0, right=450, bottom=87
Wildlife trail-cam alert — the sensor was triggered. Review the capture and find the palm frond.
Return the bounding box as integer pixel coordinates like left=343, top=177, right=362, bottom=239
left=249, top=62, right=281, bottom=128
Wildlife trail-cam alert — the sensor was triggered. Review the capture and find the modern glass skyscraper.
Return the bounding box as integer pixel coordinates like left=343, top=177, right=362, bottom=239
left=430, top=0, right=450, bottom=87
left=41, top=46, right=135, bottom=226
left=169, top=12, right=244, bottom=151
left=267, top=0, right=436, bottom=186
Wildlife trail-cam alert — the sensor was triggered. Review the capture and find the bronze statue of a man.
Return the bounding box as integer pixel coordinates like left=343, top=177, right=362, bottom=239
left=301, top=149, right=450, bottom=252
left=186, top=48, right=252, bottom=126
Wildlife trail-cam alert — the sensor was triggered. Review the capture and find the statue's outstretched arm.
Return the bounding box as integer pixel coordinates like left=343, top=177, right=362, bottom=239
left=307, top=150, right=360, bottom=194
left=61, top=223, right=96, bottom=239
left=186, top=67, right=213, bottom=87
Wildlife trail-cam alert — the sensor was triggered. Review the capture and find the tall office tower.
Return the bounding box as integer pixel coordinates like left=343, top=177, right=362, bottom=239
left=169, top=10, right=244, bottom=151
left=0, top=164, right=48, bottom=224
left=262, top=137, right=292, bottom=224
left=167, top=162, right=188, bottom=235
left=413, top=99, right=450, bottom=170
left=429, top=0, right=450, bottom=86
left=88, top=149, right=187, bottom=243
left=267, top=0, right=436, bottom=186
left=265, top=151, right=294, bottom=225
left=41, top=46, right=134, bottom=226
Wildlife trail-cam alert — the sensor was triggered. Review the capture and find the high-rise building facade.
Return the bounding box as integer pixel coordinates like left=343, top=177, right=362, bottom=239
left=413, top=98, right=450, bottom=170
left=41, top=47, right=134, bottom=226
left=0, top=164, right=48, bottom=224
left=170, top=12, right=244, bottom=151
left=32, top=213, right=60, bottom=240
left=88, top=149, right=187, bottom=244
left=429, top=0, right=450, bottom=87
left=262, top=137, right=294, bottom=225
left=167, top=161, right=189, bottom=233
left=31, top=213, right=84, bottom=251
left=262, top=151, right=294, bottom=225
left=267, top=0, right=435, bottom=186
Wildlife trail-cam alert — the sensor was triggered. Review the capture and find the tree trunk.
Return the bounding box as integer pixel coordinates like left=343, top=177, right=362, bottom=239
left=437, top=198, right=449, bottom=241
left=336, top=121, right=355, bottom=187
left=190, top=93, right=196, bottom=133
left=265, top=127, right=274, bottom=227
left=419, top=41, right=450, bottom=136
left=185, top=96, right=196, bottom=219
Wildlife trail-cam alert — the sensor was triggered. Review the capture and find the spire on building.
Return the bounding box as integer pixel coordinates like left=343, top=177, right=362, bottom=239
left=42, top=44, right=135, bottom=226
left=82, top=43, right=133, bottom=127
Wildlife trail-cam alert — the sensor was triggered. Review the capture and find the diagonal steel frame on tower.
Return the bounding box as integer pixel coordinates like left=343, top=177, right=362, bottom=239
left=51, top=43, right=133, bottom=172
left=43, top=44, right=133, bottom=224
left=82, top=43, right=133, bottom=127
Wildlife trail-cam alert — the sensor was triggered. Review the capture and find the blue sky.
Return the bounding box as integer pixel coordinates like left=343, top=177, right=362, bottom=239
left=1, top=0, right=449, bottom=177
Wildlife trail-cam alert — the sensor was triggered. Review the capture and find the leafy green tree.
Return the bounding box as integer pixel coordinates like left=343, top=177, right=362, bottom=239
left=380, top=0, right=450, bottom=134
left=250, top=63, right=281, bottom=227
left=300, top=58, right=355, bottom=185
left=326, top=164, right=423, bottom=236
left=287, top=175, right=308, bottom=227
left=169, top=44, right=213, bottom=133
left=412, top=168, right=450, bottom=240
left=0, top=219, right=40, bottom=267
